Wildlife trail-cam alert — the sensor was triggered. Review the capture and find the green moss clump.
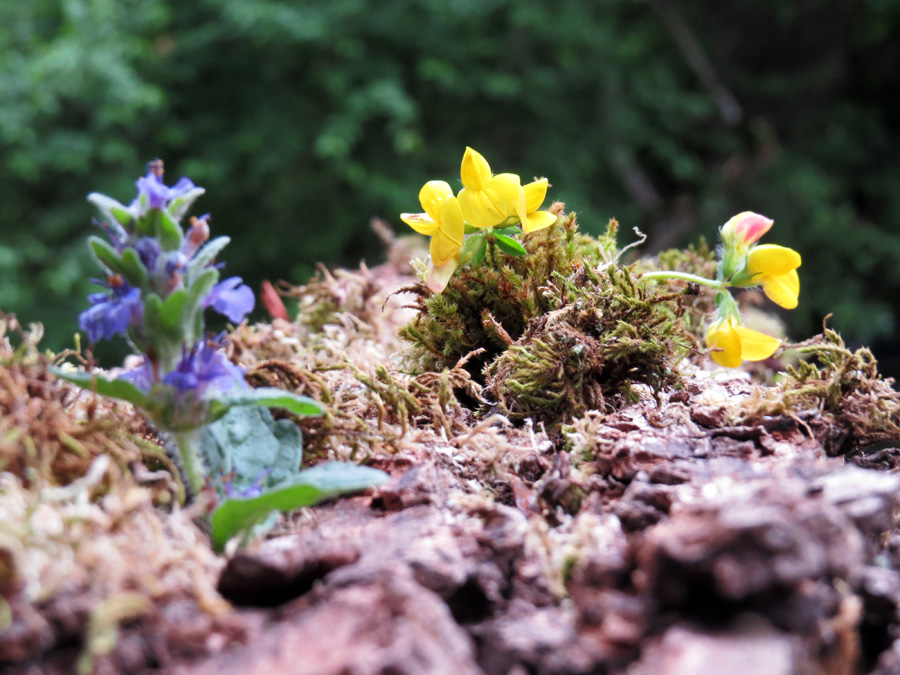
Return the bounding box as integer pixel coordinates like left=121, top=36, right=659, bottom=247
left=741, top=328, right=900, bottom=454
left=399, top=211, right=614, bottom=379
left=483, top=264, right=688, bottom=427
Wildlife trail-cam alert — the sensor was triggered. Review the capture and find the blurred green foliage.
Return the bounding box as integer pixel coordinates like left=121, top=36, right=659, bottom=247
left=2, top=0, right=899, bottom=363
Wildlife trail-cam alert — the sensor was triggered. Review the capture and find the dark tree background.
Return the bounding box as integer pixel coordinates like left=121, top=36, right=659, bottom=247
left=2, top=0, right=899, bottom=371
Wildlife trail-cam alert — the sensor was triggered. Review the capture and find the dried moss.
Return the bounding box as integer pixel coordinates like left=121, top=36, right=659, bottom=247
left=739, top=328, right=900, bottom=454
left=399, top=210, right=614, bottom=380
left=483, top=264, right=688, bottom=427
left=0, top=314, right=178, bottom=502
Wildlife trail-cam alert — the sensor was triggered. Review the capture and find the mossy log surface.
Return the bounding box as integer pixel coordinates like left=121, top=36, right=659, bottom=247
left=2, top=253, right=900, bottom=675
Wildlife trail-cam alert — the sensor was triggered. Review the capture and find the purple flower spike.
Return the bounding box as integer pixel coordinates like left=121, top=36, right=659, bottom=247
left=204, top=277, right=255, bottom=324
left=79, top=278, right=144, bottom=343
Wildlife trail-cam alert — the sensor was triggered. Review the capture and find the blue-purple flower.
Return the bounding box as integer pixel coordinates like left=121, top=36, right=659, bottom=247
left=134, top=237, right=162, bottom=274
left=135, top=160, right=198, bottom=212
left=164, top=336, right=247, bottom=398
left=79, top=277, right=144, bottom=343
left=204, top=277, right=255, bottom=324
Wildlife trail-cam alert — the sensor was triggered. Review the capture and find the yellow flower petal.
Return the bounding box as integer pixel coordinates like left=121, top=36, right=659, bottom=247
left=460, top=147, right=491, bottom=191
left=761, top=269, right=800, bottom=309
left=706, top=319, right=743, bottom=368
left=747, top=244, right=802, bottom=277
left=523, top=210, right=558, bottom=234
left=458, top=173, right=523, bottom=229
left=430, top=196, right=464, bottom=267
left=418, top=180, right=454, bottom=223
left=400, top=212, right=438, bottom=236
left=523, top=178, right=548, bottom=213
left=733, top=325, right=781, bottom=361
left=490, top=172, right=525, bottom=220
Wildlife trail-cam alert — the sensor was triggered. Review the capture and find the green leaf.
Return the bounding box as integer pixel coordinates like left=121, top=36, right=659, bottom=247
left=142, top=293, right=164, bottom=339
left=87, top=193, right=135, bottom=231
left=460, top=233, right=487, bottom=266
left=210, top=463, right=389, bottom=550
left=159, top=290, right=189, bottom=339
left=88, top=236, right=125, bottom=276
left=51, top=367, right=149, bottom=408
left=182, top=268, right=218, bottom=343
left=463, top=223, right=481, bottom=235
left=494, top=233, right=528, bottom=257
left=168, top=187, right=206, bottom=222
left=119, top=248, right=148, bottom=289
left=492, top=225, right=522, bottom=237
left=201, top=405, right=304, bottom=493
left=135, top=209, right=158, bottom=239
left=158, top=210, right=184, bottom=251
left=209, top=387, right=325, bottom=421
left=186, top=236, right=230, bottom=286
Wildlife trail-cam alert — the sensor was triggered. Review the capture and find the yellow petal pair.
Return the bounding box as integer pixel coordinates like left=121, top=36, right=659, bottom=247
left=747, top=244, right=802, bottom=310
left=457, top=147, right=526, bottom=229
left=522, top=178, right=557, bottom=233
left=400, top=180, right=464, bottom=267
left=705, top=316, right=781, bottom=368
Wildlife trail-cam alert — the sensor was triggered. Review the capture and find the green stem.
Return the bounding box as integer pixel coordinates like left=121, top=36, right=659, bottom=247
left=640, top=270, right=724, bottom=290
left=174, top=429, right=205, bottom=497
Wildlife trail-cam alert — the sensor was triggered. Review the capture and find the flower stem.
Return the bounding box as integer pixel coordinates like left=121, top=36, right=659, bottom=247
left=174, top=429, right=205, bottom=497
left=640, top=270, right=724, bottom=290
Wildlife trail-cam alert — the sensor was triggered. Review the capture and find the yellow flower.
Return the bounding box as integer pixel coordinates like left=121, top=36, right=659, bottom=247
left=746, top=244, right=801, bottom=310
left=705, top=315, right=781, bottom=368
left=456, top=147, right=525, bottom=229
left=400, top=180, right=465, bottom=267
left=521, top=178, right=557, bottom=233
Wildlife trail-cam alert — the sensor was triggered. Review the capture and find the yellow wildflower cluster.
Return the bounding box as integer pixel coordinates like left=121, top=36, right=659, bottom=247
left=401, top=147, right=556, bottom=290
left=642, top=211, right=803, bottom=368
left=708, top=212, right=802, bottom=367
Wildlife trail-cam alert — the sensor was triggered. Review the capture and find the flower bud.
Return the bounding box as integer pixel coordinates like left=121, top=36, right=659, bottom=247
left=720, top=212, right=773, bottom=250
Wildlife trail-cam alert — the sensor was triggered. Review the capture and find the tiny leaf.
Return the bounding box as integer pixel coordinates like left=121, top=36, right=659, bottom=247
left=463, top=223, right=481, bottom=235
left=208, top=388, right=325, bottom=420
left=88, top=237, right=125, bottom=276
left=460, top=233, right=486, bottom=266
left=168, top=187, right=206, bottom=222
left=492, top=225, right=522, bottom=237
left=159, top=290, right=189, bottom=339
left=51, top=367, right=149, bottom=408
left=182, top=268, right=218, bottom=344
left=88, top=193, right=135, bottom=230
left=494, top=233, right=528, bottom=257
left=186, top=236, right=230, bottom=286
left=158, top=210, right=184, bottom=251
left=119, top=248, right=149, bottom=289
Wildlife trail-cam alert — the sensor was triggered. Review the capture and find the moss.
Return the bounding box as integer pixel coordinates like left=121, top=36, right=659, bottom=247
left=399, top=210, right=614, bottom=380
left=740, top=328, right=900, bottom=454
left=0, top=313, right=177, bottom=502
left=483, top=264, right=688, bottom=427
